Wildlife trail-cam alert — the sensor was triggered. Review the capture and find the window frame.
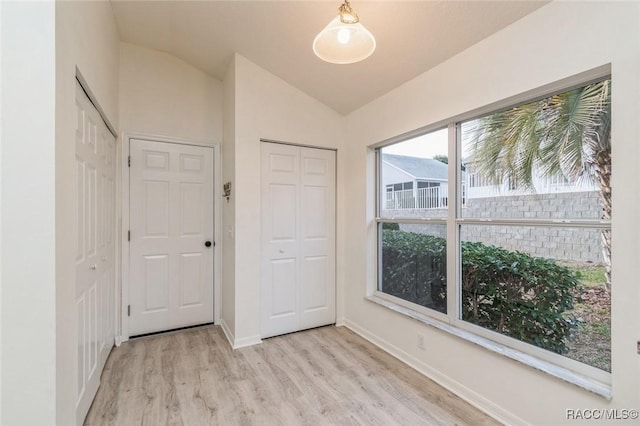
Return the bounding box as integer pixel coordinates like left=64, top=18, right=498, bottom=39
left=374, top=67, right=612, bottom=385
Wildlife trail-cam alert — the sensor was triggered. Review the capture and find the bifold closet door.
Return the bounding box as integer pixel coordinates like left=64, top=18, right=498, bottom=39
left=75, top=81, right=116, bottom=425
left=261, top=142, right=336, bottom=338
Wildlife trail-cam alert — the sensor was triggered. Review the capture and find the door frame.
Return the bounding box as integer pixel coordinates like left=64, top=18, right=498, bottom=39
left=118, top=133, right=221, bottom=343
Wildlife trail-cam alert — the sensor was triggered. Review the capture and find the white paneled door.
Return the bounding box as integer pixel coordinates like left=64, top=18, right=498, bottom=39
left=75, top=81, right=116, bottom=425
left=261, top=142, right=336, bottom=338
left=129, top=139, right=214, bottom=336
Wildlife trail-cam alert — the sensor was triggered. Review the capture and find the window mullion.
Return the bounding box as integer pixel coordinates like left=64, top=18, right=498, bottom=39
left=446, top=122, right=458, bottom=324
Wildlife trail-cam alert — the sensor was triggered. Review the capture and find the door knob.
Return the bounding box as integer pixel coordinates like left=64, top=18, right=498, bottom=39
left=205, top=241, right=212, bottom=248
left=279, top=249, right=285, bottom=253
left=90, top=264, right=97, bottom=270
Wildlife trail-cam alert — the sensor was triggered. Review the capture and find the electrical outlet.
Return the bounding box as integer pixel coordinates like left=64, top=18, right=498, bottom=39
left=417, top=333, right=426, bottom=350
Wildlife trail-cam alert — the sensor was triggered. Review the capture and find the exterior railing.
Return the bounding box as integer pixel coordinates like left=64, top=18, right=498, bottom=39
left=466, top=172, right=596, bottom=196
left=467, top=173, right=492, bottom=188
left=385, top=186, right=466, bottom=210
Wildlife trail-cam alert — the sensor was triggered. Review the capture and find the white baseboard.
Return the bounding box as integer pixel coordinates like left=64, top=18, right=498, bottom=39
left=219, top=318, right=235, bottom=348
left=342, top=319, right=530, bottom=426
left=219, top=319, right=263, bottom=349
left=233, top=334, right=263, bottom=349
left=335, top=317, right=347, bottom=327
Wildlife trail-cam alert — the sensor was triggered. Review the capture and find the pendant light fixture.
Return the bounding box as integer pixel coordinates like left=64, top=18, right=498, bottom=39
left=313, top=0, right=376, bottom=64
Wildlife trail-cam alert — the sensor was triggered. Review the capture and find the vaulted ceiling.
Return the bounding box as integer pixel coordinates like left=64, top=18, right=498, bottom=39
left=111, top=1, right=547, bottom=114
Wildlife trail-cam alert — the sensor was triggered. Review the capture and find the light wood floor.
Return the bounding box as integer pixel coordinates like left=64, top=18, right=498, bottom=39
left=85, top=325, right=501, bottom=425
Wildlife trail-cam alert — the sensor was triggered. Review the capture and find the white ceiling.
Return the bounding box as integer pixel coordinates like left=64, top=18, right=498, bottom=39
left=111, top=1, right=547, bottom=115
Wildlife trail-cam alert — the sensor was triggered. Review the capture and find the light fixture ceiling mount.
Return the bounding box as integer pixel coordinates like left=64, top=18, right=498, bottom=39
left=313, top=0, right=376, bottom=65
left=338, top=0, right=359, bottom=24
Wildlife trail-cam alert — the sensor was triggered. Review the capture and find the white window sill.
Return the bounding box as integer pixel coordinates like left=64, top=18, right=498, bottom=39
left=365, top=295, right=612, bottom=399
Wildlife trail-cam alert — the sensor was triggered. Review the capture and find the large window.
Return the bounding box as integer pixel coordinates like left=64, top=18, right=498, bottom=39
left=377, top=78, right=611, bottom=377
left=378, top=128, right=449, bottom=314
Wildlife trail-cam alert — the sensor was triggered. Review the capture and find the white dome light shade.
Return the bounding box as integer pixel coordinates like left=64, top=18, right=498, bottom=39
left=313, top=16, right=376, bottom=64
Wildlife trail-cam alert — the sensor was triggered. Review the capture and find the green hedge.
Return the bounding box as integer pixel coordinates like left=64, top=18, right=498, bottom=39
left=381, top=229, right=580, bottom=353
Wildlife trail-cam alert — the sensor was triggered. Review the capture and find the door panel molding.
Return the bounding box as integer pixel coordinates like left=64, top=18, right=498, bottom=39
left=119, top=133, right=221, bottom=343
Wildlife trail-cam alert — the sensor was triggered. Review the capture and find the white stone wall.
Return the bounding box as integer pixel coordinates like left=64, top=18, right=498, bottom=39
left=388, top=191, right=604, bottom=263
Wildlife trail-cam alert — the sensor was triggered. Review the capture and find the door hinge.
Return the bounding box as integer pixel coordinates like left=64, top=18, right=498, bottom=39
left=128, top=156, right=131, bottom=167
left=128, top=305, right=131, bottom=317
left=128, top=230, right=130, bottom=241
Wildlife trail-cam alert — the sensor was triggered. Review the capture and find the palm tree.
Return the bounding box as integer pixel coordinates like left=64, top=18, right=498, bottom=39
left=465, top=80, right=611, bottom=289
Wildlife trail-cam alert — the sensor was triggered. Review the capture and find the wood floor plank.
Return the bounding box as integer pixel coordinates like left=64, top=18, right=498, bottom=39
left=85, top=326, right=502, bottom=426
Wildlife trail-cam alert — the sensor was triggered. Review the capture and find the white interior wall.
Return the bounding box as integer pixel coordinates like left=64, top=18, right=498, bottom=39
left=119, top=42, right=223, bottom=143
left=221, top=56, right=237, bottom=340
left=344, top=2, right=640, bottom=425
left=0, top=1, right=4, bottom=419
left=55, top=1, right=120, bottom=424
left=1, top=3, right=56, bottom=424
left=226, top=54, right=346, bottom=346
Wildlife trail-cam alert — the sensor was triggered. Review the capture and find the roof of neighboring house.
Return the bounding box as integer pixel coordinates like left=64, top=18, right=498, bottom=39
left=382, top=153, right=453, bottom=181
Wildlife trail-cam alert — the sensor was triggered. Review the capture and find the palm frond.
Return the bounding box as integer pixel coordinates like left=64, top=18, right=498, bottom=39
left=468, top=80, right=611, bottom=192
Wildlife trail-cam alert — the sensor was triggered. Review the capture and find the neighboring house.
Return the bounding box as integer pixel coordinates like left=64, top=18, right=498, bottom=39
left=463, top=158, right=596, bottom=199
left=383, top=152, right=596, bottom=211
left=382, top=154, right=455, bottom=209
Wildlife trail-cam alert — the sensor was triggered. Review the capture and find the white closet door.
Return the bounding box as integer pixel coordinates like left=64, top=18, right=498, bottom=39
left=299, top=147, right=336, bottom=330
left=261, top=142, right=336, bottom=338
left=75, top=81, right=116, bottom=425
left=129, top=139, right=214, bottom=336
